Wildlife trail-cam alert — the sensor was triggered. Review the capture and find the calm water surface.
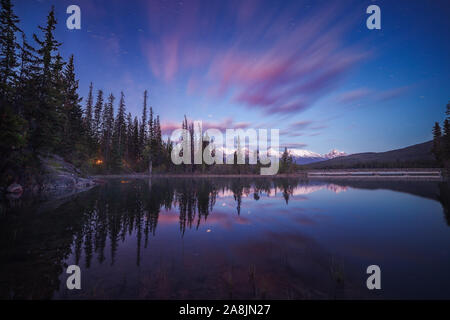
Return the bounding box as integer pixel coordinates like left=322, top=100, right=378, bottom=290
left=1, top=178, right=449, bottom=299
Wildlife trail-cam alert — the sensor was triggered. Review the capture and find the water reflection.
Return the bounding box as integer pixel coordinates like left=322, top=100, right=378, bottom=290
left=0, top=178, right=449, bottom=299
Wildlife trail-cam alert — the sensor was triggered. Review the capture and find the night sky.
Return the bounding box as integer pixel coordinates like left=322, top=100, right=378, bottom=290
left=13, top=0, right=450, bottom=154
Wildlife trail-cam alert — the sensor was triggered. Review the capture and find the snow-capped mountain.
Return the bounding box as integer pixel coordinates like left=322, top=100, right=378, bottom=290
left=266, top=147, right=347, bottom=164
left=323, top=149, right=347, bottom=159
left=289, top=148, right=347, bottom=164
left=215, top=146, right=347, bottom=164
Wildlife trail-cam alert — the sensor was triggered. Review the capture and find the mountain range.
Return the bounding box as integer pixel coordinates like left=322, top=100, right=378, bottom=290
left=216, top=140, right=436, bottom=168
left=281, top=148, right=347, bottom=165
left=304, top=140, right=436, bottom=169
left=216, top=146, right=347, bottom=164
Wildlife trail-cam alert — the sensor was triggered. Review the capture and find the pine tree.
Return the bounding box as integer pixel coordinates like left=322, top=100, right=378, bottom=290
left=84, top=82, right=93, bottom=135
left=93, top=89, right=103, bottom=142
left=51, top=53, right=66, bottom=148
left=139, top=90, right=148, bottom=156
left=432, top=122, right=442, bottom=165
left=17, top=33, right=38, bottom=119
left=114, top=91, right=127, bottom=160
left=188, top=119, right=194, bottom=172
left=281, top=147, right=289, bottom=173
left=30, top=6, right=62, bottom=151
left=148, top=106, right=154, bottom=146
left=133, top=116, right=139, bottom=164
left=444, top=119, right=450, bottom=158
left=101, top=93, right=114, bottom=167
left=33, top=6, right=60, bottom=85
left=0, top=0, right=26, bottom=172
left=126, top=112, right=133, bottom=162
left=446, top=101, right=450, bottom=119
left=153, top=115, right=162, bottom=166
left=0, top=0, right=21, bottom=102
left=61, top=54, right=83, bottom=158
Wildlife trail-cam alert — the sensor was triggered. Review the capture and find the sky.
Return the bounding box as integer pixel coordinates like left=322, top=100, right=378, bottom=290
left=13, top=0, right=450, bottom=154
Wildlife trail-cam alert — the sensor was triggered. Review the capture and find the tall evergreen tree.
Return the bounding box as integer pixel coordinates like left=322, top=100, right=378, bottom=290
left=132, top=116, right=139, bottom=164
left=30, top=6, right=61, bottom=151
left=93, top=89, right=103, bottom=142
left=148, top=106, right=154, bottom=146
left=0, top=0, right=25, bottom=173
left=154, top=115, right=162, bottom=166
left=126, top=112, right=133, bottom=162
left=84, top=82, right=93, bottom=135
left=117, top=92, right=127, bottom=153
left=51, top=53, right=66, bottom=147
left=17, top=33, right=38, bottom=118
left=444, top=119, right=450, bottom=158
left=0, top=0, right=21, bottom=102
left=111, top=91, right=127, bottom=170
left=139, top=90, right=148, bottom=155
left=33, top=6, right=60, bottom=84
left=446, top=101, right=450, bottom=119
left=62, top=54, right=84, bottom=159
left=101, top=93, right=115, bottom=166
left=432, top=122, right=443, bottom=165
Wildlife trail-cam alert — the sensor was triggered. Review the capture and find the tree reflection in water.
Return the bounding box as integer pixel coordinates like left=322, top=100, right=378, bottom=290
left=0, top=177, right=449, bottom=299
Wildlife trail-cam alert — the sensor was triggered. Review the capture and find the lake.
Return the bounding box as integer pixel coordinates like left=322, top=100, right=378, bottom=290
left=1, top=177, right=449, bottom=299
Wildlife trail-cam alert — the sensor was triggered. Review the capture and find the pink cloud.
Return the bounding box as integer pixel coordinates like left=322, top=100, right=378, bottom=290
left=377, top=86, right=410, bottom=101
left=337, top=88, right=373, bottom=103
left=336, top=85, right=410, bottom=107
left=140, top=1, right=368, bottom=114
left=160, top=117, right=251, bottom=135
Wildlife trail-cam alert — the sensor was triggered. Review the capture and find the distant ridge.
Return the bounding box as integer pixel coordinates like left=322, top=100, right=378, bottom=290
left=303, top=141, right=437, bottom=169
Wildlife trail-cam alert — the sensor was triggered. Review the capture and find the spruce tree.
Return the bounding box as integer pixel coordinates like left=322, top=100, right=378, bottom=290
left=62, top=54, right=84, bottom=159
left=0, top=0, right=25, bottom=175
left=114, top=91, right=126, bottom=160
left=133, top=116, right=139, bottom=164
left=0, top=0, right=21, bottom=102
left=446, top=101, right=450, bottom=119
left=281, top=147, right=289, bottom=173
left=33, top=6, right=60, bottom=84
left=31, top=6, right=62, bottom=151
left=126, top=112, right=132, bottom=162
left=444, top=119, right=450, bottom=159
left=84, top=82, right=93, bottom=136
left=93, top=89, right=103, bottom=142
left=17, top=33, right=38, bottom=119
left=148, top=106, right=154, bottom=146
left=139, top=90, right=148, bottom=155
left=51, top=53, right=66, bottom=148
left=101, top=93, right=115, bottom=167
left=154, top=115, right=162, bottom=166
left=432, top=122, right=442, bottom=165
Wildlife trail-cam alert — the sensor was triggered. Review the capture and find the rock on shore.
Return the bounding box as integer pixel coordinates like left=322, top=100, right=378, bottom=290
left=39, top=155, right=98, bottom=193
left=6, top=183, right=23, bottom=194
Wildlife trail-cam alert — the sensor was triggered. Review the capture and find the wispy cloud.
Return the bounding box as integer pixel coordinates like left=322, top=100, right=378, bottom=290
left=160, top=117, right=251, bottom=135
left=335, top=85, right=410, bottom=107
left=140, top=0, right=369, bottom=115
left=337, top=88, right=373, bottom=104
left=282, top=142, right=308, bottom=149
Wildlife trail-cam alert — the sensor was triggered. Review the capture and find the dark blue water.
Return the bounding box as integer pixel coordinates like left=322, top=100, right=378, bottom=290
left=1, top=178, right=449, bottom=299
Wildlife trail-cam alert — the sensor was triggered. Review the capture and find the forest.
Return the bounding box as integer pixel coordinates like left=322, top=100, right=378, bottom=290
left=432, top=102, right=450, bottom=170
left=0, top=1, right=296, bottom=189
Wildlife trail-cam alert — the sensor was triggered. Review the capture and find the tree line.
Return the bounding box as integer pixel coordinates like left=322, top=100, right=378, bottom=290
left=432, top=102, right=450, bottom=168
left=0, top=0, right=298, bottom=188
left=0, top=0, right=174, bottom=183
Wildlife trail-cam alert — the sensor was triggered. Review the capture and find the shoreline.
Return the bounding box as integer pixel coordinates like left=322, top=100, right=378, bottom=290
left=93, top=169, right=445, bottom=180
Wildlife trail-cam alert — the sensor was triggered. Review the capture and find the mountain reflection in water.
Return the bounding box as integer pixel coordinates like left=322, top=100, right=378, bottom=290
left=1, top=177, right=449, bottom=299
